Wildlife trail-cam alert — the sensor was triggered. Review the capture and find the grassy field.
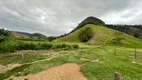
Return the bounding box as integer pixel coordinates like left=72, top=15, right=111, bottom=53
left=0, top=45, right=141, bottom=80
left=0, top=26, right=142, bottom=80
left=0, top=50, right=49, bottom=65
left=55, top=24, right=142, bottom=47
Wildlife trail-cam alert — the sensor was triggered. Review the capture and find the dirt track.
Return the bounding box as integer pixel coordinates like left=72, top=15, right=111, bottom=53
left=6, top=63, right=86, bottom=80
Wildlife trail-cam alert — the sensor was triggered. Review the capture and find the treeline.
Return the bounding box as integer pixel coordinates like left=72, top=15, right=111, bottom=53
left=0, top=28, right=10, bottom=42
left=106, top=24, right=142, bottom=38
left=106, top=24, right=142, bottom=31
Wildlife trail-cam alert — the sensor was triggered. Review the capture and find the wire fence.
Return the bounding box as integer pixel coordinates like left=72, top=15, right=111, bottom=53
left=113, top=48, right=142, bottom=62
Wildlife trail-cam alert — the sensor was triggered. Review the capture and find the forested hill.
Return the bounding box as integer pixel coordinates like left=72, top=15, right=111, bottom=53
left=106, top=24, right=142, bottom=39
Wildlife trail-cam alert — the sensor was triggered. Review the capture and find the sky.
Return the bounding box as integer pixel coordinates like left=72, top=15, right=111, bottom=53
left=0, top=0, right=142, bottom=36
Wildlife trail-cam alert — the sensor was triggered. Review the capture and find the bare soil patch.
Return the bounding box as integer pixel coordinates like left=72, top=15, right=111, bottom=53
left=80, top=58, right=99, bottom=62
left=6, top=63, right=86, bottom=80
left=0, top=64, right=21, bottom=74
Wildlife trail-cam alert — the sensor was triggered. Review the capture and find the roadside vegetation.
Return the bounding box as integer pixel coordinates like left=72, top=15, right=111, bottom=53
left=0, top=22, right=142, bottom=80
left=0, top=29, right=79, bottom=53
left=0, top=46, right=141, bottom=80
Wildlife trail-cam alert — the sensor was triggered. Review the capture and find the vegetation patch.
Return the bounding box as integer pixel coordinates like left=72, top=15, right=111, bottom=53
left=79, top=27, right=94, bottom=42
left=0, top=46, right=141, bottom=80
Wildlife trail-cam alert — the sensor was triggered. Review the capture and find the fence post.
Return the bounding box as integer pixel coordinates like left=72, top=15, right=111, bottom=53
left=21, top=53, right=24, bottom=64
left=135, top=48, right=136, bottom=59
left=114, top=72, right=120, bottom=80
left=50, top=49, right=52, bottom=57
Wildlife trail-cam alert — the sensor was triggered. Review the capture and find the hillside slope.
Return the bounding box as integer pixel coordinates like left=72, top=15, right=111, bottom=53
left=55, top=24, right=142, bottom=46
left=106, top=24, right=142, bottom=39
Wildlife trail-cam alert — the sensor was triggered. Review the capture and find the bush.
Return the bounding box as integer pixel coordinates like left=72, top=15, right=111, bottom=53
left=79, top=27, right=94, bottom=42
left=72, top=44, right=79, bottom=49
left=54, top=44, right=63, bottom=49
left=0, top=38, right=80, bottom=53
left=0, top=38, right=16, bottom=53
left=41, top=43, right=53, bottom=49
left=0, top=28, right=10, bottom=36
left=16, top=42, right=37, bottom=50
left=134, top=33, right=139, bottom=38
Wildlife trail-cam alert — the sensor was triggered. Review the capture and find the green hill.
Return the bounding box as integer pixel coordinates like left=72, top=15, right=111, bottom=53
left=55, top=24, right=142, bottom=47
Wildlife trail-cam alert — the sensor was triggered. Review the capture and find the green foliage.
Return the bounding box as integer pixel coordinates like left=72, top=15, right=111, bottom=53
left=53, top=43, right=79, bottom=50
left=40, top=43, right=53, bottom=49
left=0, top=38, right=16, bottom=53
left=79, top=27, right=94, bottom=42
left=112, top=32, right=124, bottom=44
left=0, top=28, right=9, bottom=36
left=134, top=33, right=139, bottom=38
left=16, top=42, right=79, bottom=51
left=47, top=36, right=57, bottom=42
left=0, top=46, right=142, bottom=80
left=0, top=29, right=10, bottom=42
left=72, top=44, right=79, bottom=49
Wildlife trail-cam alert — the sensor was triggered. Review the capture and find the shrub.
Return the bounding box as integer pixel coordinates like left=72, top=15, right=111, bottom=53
left=79, top=27, right=94, bottom=42
left=16, top=42, right=36, bottom=50
left=47, top=36, right=56, bottom=42
left=0, top=28, right=10, bottom=36
left=134, top=33, right=139, bottom=38
left=41, top=43, right=53, bottom=49
left=55, top=44, right=63, bottom=49
left=72, top=44, right=79, bottom=49
left=64, top=44, right=73, bottom=50
left=0, top=38, right=16, bottom=53
left=34, top=45, right=43, bottom=50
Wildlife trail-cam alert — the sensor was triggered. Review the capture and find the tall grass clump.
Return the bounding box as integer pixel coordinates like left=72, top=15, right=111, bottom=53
left=40, top=43, right=53, bottom=49
left=72, top=44, right=79, bottom=49
left=53, top=43, right=79, bottom=50
left=16, top=42, right=37, bottom=50
left=16, top=42, right=78, bottom=50
left=1, top=39, right=79, bottom=53
left=0, top=37, right=16, bottom=53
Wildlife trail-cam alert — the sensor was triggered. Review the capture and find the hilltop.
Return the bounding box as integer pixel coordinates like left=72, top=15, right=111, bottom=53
left=62, top=16, right=142, bottom=41
left=55, top=16, right=142, bottom=47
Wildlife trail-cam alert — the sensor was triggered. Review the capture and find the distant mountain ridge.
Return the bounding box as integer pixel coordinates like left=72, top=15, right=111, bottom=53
left=10, top=31, right=47, bottom=38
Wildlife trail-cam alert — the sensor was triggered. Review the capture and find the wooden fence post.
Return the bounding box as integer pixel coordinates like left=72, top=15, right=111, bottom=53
left=50, top=50, right=52, bottom=57
left=21, top=53, right=24, bottom=64
left=135, top=48, right=136, bottom=59
left=114, top=72, right=120, bottom=80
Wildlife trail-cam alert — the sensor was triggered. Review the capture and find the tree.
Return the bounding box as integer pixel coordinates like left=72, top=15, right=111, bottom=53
left=78, top=27, right=94, bottom=42
left=0, top=28, right=10, bottom=42
left=0, top=28, right=9, bottom=36
left=134, top=33, right=139, bottom=38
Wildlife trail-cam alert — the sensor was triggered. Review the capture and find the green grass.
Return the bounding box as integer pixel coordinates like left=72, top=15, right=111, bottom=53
left=0, top=52, right=48, bottom=65
left=0, top=37, right=79, bottom=53
left=0, top=46, right=141, bottom=80
left=55, top=24, right=142, bottom=47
